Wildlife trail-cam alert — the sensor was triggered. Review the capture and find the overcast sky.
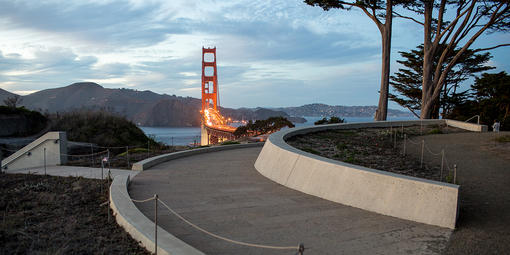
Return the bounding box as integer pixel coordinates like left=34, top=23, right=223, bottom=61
left=0, top=0, right=508, bottom=109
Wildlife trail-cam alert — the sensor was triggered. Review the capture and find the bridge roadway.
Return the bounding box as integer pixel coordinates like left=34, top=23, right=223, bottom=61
left=129, top=147, right=450, bottom=255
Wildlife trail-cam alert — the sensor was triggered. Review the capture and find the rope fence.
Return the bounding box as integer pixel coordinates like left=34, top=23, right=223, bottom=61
left=384, top=125, right=459, bottom=184
left=124, top=190, right=305, bottom=255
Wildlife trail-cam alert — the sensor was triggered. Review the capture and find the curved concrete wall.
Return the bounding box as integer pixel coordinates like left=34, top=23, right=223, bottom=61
left=132, top=143, right=263, bottom=171
left=110, top=174, right=205, bottom=255
left=254, top=120, right=475, bottom=229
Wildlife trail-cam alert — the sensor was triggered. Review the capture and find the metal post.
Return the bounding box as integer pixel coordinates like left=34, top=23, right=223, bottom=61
left=440, top=149, right=444, bottom=181
left=453, top=164, right=457, bottom=184
left=420, top=140, right=424, bottom=169
left=154, top=194, right=158, bottom=255
left=126, top=146, right=129, bottom=168
left=44, top=148, right=47, bottom=175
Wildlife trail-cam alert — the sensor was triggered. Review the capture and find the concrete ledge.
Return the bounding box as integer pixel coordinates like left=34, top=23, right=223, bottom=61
left=132, top=143, right=264, bottom=171
left=110, top=174, right=205, bottom=255
left=446, top=119, right=488, bottom=132
left=254, top=120, right=478, bottom=229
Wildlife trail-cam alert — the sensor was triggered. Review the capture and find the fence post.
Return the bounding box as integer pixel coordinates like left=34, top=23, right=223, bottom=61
left=154, top=194, right=158, bottom=255
left=394, top=130, right=397, bottom=149
left=147, top=140, right=150, bottom=158
left=401, top=123, right=404, bottom=138
left=90, top=144, right=94, bottom=167
left=440, top=149, right=444, bottom=181
left=299, top=243, right=305, bottom=255
left=126, top=146, right=129, bottom=168
left=403, top=134, right=407, bottom=156
left=44, top=147, right=47, bottom=175
left=420, top=140, right=424, bottom=169
left=453, top=164, right=457, bottom=184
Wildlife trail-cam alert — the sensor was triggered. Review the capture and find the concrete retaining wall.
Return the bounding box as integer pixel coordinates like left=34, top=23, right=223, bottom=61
left=110, top=174, right=205, bottom=255
left=132, top=143, right=263, bottom=171
left=254, top=119, right=483, bottom=229
left=2, top=131, right=67, bottom=171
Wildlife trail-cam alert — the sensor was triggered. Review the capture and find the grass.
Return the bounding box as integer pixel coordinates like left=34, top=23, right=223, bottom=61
left=495, top=135, right=510, bottom=143
left=302, top=148, right=321, bottom=155
left=116, top=147, right=148, bottom=157
left=428, top=128, right=443, bottom=134
left=336, top=143, right=347, bottom=150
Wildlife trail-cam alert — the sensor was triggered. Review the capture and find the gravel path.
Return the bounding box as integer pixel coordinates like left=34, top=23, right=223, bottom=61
left=404, top=132, right=510, bottom=254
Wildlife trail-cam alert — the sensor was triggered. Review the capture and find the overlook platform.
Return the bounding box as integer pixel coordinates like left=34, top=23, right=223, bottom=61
left=129, top=147, right=451, bottom=255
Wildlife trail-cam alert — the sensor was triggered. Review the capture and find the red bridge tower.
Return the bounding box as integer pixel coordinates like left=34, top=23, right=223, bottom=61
left=202, top=47, right=218, bottom=112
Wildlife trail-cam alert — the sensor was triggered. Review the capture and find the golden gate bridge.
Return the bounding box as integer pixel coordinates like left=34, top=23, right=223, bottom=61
left=200, top=47, right=237, bottom=145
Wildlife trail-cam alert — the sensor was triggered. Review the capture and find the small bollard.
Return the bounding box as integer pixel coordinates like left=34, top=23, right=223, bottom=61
left=298, top=243, right=305, bottom=255
left=453, top=164, right=457, bottom=184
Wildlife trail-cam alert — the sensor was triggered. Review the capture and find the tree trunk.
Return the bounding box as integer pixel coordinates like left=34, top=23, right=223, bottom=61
left=420, top=0, right=435, bottom=119
left=374, top=1, right=392, bottom=121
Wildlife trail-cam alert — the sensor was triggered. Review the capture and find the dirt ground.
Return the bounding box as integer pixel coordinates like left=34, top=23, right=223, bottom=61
left=288, top=126, right=510, bottom=254
left=287, top=124, right=464, bottom=182
left=0, top=173, right=151, bottom=255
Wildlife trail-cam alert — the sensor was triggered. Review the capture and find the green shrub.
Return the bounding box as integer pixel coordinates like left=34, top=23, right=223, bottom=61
left=495, top=135, right=510, bottom=143
left=49, top=110, right=160, bottom=148
left=336, top=143, right=347, bottom=150
left=428, top=128, right=443, bottom=134
left=302, top=148, right=321, bottom=155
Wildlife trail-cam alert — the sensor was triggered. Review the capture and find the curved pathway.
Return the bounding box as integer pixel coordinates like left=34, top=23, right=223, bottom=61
left=405, top=132, right=510, bottom=254
left=129, top=147, right=450, bottom=255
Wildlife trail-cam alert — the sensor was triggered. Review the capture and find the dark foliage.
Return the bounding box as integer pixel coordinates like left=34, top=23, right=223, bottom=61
left=314, top=116, right=345, bottom=125
left=390, top=45, right=494, bottom=118
left=50, top=110, right=160, bottom=147
left=234, top=117, right=295, bottom=137
left=447, top=71, right=510, bottom=130
left=0, top=106, right=48, bottom=137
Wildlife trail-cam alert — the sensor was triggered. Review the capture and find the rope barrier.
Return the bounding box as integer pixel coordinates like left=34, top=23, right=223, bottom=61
left=157, top=198, right=301, bottom=251
left=424, top=144, right=442, bottom=156
left=131, top=196, right=157, bottom=203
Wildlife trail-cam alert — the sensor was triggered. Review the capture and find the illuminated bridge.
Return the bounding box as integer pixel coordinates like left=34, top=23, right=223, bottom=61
left=200, top=47, right=237, bottom=145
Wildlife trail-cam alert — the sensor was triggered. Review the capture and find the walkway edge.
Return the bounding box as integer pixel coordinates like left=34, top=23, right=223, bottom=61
left=132, top=143, right=264, bottom=171
left=110, top=174, right=205, bottom=255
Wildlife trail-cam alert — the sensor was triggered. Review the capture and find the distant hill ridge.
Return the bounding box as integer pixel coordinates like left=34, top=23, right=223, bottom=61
left=2, top=82, right=305, bottom=127
left=275, top=103, right=413, bottom=118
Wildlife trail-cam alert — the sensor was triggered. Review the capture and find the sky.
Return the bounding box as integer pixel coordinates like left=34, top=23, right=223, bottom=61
left=0, top=0, right=508, bottom=109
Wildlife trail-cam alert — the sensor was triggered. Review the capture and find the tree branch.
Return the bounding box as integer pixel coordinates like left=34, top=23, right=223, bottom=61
left=473, top=43, right=510, bottom=52
left=393, top=12, right=424, bottom=25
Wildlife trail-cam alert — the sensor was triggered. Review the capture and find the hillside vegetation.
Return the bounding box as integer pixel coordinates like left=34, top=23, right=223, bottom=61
left=0, top=106, right=48, bottom=137
left=50, top=110, right=158, bottom=148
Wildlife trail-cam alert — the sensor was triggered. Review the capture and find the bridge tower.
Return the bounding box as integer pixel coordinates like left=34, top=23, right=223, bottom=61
left=201, top=47, right=218, bottom=112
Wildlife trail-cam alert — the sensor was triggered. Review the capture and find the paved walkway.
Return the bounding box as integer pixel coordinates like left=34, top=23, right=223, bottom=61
left=405, top=132, right=510, bottom=254
left=129, top=147, right=451, bottom=255
left=4, top=165, right=138, bottom=180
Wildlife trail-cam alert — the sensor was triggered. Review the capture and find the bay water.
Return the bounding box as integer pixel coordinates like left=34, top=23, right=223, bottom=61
left=140, top=116, right=416, bottom=146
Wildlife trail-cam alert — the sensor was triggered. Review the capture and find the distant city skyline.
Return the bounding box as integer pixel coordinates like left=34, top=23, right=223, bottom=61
left=0, top=0, right=508, bottom=110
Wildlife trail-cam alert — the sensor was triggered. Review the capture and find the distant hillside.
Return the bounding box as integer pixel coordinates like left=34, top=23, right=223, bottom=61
left=0, top=88, right=17, bottom=103
left=3, top=82, right=302, bottom=127
left=275, top=103, right=413, bottom=118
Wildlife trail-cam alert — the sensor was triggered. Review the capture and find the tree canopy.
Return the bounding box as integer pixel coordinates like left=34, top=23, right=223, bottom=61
left=390, top=44, right=494, bottom=118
